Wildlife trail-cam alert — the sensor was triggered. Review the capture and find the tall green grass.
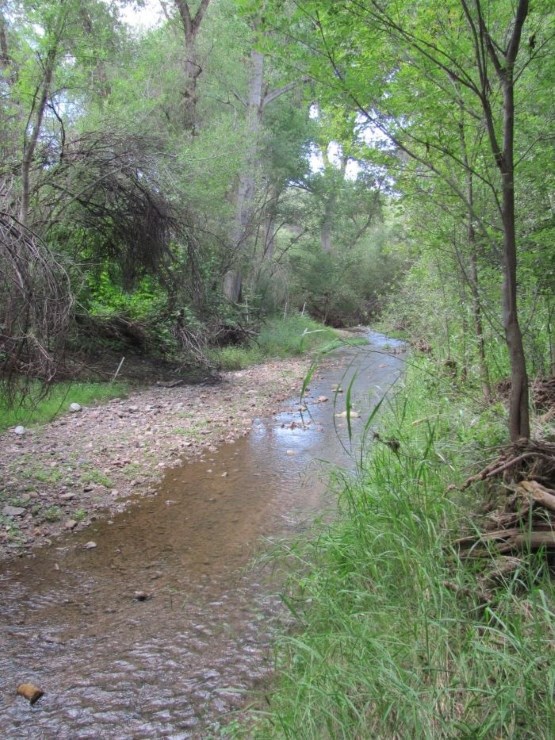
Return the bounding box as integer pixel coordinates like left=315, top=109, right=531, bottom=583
left=211, top=314, right=341, bottom=371
left=0, top=381, right=128, bottom=432
left=251, top=360, right=555, bottom=738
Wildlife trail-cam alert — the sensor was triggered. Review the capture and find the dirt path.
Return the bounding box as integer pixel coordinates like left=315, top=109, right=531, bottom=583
left=0, top=358, right=312, bottom=562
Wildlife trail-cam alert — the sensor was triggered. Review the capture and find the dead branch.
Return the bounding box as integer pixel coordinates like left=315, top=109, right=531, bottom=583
left=0, top=209, right=73, bottom=398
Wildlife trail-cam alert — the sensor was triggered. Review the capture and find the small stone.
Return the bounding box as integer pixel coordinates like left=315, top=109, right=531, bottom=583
left=128, top=405, right=139, bottom=413
left=69, top=403, right=82, bottom=412
left=64, top=520, right=78, bottom=531
left=318, top=395, right=329, bottom=403
left=60, top=493, right=75, bottom=501
left=221, top=471, right=228, bottom=477
left=83, top=541, right=97, bottom=550
left=17, top=683, right=44, bottom=705
left=13, top=426, right=26, bottom=436
left=286, top=450, right=297, bottom=456
left=2, top=505, right=26, bottom=517
left=133, top=591, right=152, bottom=601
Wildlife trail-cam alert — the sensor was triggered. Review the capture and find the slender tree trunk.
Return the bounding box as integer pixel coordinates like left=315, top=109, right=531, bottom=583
left=501, top=81, right=529, bottom=439
left=320, top=194, right=336, bottom=253
left=465, top=167, right=491, bottom=401
left=20, top=46, right=57, bottom=225
left=497, top=4, right=530, bottom=440
left=469, top=248, right=490, bottom=401
left=473, top=0, right=530, bottom=440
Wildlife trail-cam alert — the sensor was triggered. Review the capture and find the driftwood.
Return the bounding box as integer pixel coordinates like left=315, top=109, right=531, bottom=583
left=457, top=478, right=555, bottom=558
left=458, top=437, right=555, bottom=561
left=462, top=440, right=555, bottom=490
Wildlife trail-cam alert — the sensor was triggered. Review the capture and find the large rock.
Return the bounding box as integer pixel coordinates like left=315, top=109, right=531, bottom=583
left=2, top=505, right=26, bottom=517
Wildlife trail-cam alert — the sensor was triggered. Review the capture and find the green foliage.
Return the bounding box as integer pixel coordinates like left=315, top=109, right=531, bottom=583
left=210, top=314, right=339, bottom=370
left=256, top=314, right=338, bottom=357
left=286, top=220, right=406, bottom=326
left=253, top=361, right=555, bottom=738
left=87, top=272, right=167, bottom=320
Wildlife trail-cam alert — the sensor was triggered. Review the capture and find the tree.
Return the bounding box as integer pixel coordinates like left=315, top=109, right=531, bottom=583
left=266, top=0, right=551, bottom=440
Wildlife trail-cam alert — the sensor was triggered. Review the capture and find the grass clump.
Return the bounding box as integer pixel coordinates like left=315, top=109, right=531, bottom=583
left=211, top=314, right=340, bottom=370
left=0, top=381, right=128, bottom=432
left=252, top=360, right=555, bottom=738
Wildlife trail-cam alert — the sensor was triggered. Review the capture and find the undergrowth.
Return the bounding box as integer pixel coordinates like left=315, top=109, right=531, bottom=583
left=211, top=314, right=340, bottom=370
left=0, top=381, right=128, bottom=432
left=247, top=359, right=555, bottom=738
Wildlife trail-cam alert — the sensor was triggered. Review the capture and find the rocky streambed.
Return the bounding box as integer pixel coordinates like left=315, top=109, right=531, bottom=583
left=0, top=358, right=312, bottom=562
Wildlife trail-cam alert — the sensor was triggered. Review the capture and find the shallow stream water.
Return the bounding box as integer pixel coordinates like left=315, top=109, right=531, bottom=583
left=0, top=331, right=404, bottom=738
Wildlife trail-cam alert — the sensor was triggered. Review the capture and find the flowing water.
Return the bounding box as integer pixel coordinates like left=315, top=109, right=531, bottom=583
left=0, top=331, right=404, bottom=738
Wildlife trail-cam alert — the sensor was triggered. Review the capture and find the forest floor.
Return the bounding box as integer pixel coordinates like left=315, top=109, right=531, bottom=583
left=0, top=356, right=314, bottom=562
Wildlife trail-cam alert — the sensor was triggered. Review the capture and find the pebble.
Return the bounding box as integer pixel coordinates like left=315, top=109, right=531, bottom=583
left=13, top=426, right=26, bottom=436
left=83, top=541, right=97, bottom=550
left=69, top=403, right=82, bottom=412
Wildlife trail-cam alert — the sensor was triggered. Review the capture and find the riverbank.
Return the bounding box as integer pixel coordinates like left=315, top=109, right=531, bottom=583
left=250, top=357, right=555, bottom=738
left=0, top=357, right=315, bottom=562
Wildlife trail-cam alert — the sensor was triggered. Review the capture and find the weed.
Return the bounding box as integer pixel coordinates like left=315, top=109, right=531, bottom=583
left=81, top=467, right=113, bottom=488
left=43, top=506, right=62, bottom=523
left=31, top=468, right=64, bottom=484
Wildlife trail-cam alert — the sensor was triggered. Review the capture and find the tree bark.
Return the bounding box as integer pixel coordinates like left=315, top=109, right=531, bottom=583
left=173, top=0, right=211, bottom=135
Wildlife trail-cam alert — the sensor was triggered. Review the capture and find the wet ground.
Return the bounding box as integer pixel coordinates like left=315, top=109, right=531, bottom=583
left=0, top=332, right=404, bottom=738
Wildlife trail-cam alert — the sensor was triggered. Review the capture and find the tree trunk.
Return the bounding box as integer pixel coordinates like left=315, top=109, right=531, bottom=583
left=223, top=50, right=264, bottom=303
left=473, top=0, right=530, bottom=440
left=499, top=15, right=530, bottom=440
left=501, top=130, right=529, bottom=440
left=320, top=194, right=336, bottom=253
left=469, top=248, right=491, bottom=402
left=20, top=46, right=57, bottom=226
left=173, top=0, right=211, bottom=135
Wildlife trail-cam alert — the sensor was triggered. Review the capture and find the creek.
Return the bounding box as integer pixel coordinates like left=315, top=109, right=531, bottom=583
left=0, top=331, right=404, bottom=738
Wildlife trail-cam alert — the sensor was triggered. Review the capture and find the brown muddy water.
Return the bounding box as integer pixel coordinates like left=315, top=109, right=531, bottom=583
left=0, top=331, right=404, bottom=738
